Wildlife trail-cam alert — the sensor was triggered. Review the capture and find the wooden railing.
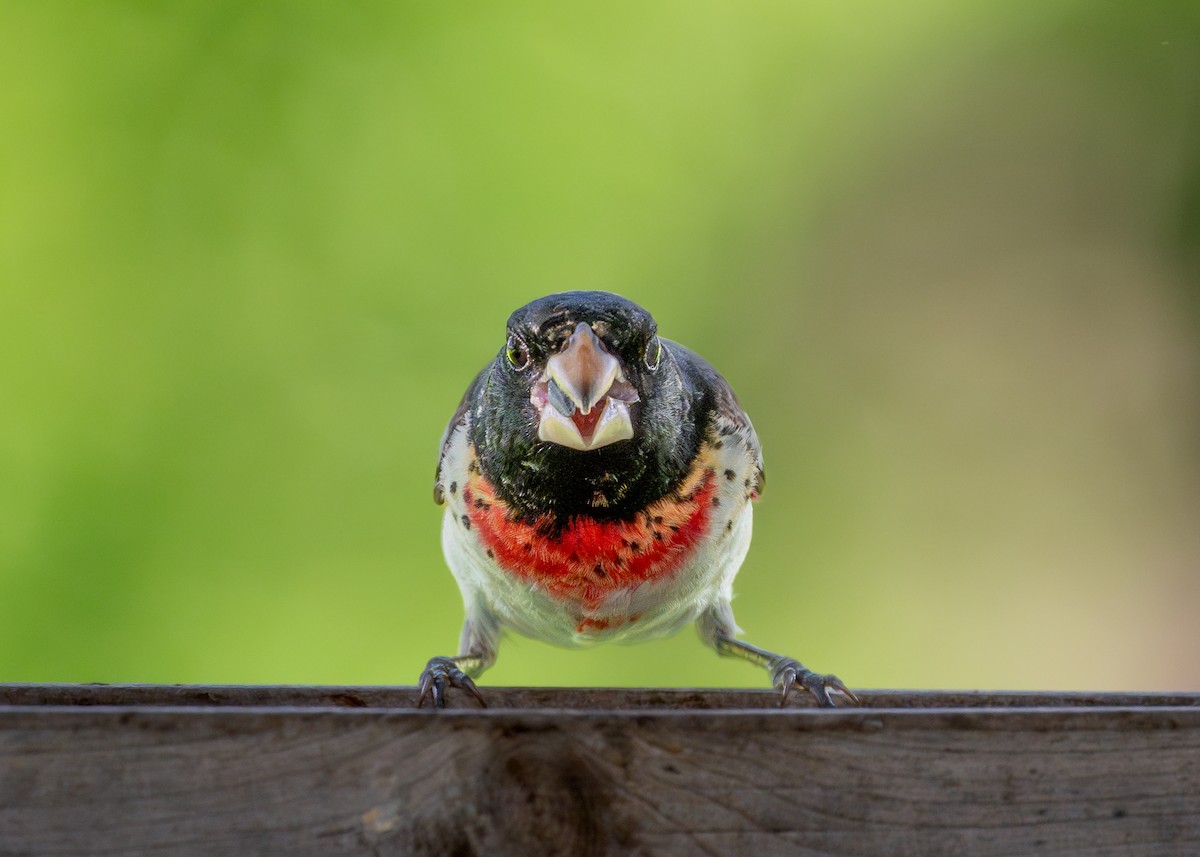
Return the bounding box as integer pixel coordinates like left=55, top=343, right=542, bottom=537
left=2, top=685, right=1197, bottom=855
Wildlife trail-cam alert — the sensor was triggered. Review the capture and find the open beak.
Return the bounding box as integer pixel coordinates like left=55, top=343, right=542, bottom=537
left=531, top=322, right=638, bottom=451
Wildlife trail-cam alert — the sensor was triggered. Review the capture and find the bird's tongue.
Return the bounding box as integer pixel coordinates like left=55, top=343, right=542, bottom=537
left=571, top=399, right=605, bottom=439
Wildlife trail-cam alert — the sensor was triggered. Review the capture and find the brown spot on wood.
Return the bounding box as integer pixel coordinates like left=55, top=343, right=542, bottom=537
left=328, top=692, right=368, bottom=708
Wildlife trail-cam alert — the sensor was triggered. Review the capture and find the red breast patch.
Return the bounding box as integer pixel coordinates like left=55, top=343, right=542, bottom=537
left=463, top=458, right=719, bottom=610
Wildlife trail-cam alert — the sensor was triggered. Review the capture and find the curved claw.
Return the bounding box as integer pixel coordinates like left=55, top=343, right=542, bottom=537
left=772, top=658, right=859, bottom=708
left=417, top=656, right=488, bottom=709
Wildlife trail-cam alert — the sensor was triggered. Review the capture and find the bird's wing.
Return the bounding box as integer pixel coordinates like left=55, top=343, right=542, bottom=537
left=433, top=363, right=492, bottom=505
left=666, top=340, right=766, bottom=497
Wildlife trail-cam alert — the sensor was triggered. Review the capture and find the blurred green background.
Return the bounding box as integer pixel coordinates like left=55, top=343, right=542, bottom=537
left=2, top=2, right=1198, bottom=693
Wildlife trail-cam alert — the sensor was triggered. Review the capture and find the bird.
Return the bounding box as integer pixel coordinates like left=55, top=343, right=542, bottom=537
left=419, top=291, right=855, bottom=708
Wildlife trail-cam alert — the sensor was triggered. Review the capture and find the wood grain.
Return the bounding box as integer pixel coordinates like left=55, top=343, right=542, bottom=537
left=1, top=686, right=1197, bottom=856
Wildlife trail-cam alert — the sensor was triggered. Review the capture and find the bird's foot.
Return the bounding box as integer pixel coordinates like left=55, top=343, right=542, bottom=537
left=770, top=658, right=858, bottom=708
left=417, top=656, right=487, bottom=709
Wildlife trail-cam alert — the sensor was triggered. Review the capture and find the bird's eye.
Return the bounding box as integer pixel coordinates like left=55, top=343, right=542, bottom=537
left=506, top=333, right=531, bottom=371
left=644, top=336, right=663, bottom=370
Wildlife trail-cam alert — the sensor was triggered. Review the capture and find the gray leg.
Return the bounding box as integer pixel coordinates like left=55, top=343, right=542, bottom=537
left=417, top=610, right=500, bottom=709
left=698, top=602, right=857, bottom=708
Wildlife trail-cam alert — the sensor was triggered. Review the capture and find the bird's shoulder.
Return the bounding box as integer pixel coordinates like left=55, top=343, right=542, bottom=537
left=434, top=362, right=492, bottom=505
left=666, top=340, right=765, bottom=497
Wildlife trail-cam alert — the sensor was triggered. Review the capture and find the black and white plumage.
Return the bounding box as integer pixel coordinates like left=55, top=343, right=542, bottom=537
left=419, top=291, right=854, bottom=709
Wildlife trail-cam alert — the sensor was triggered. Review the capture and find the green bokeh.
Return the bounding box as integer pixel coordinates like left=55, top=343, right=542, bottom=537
left=2, top=2, right=1198, bottom=692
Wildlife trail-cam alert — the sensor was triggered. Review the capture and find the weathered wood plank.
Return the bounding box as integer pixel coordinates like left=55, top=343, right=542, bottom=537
left=3, top=683, right=1197, bottom=710
left=1, top=686, right=1198, bottom=856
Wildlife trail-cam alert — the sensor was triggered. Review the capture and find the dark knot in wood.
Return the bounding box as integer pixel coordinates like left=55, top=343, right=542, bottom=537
left=468, top=728, right=616, bottom=857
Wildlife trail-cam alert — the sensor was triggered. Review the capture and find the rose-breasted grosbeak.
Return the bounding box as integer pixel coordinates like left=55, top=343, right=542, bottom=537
left=419, top=292, right=855, bottom=708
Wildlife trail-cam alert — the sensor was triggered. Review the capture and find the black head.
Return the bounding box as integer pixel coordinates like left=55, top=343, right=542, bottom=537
left=471, top=291, right=699, bottom=521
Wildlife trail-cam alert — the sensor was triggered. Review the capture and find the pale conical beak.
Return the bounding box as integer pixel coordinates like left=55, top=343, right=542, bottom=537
left=532, top=322, right=638, bottom=451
